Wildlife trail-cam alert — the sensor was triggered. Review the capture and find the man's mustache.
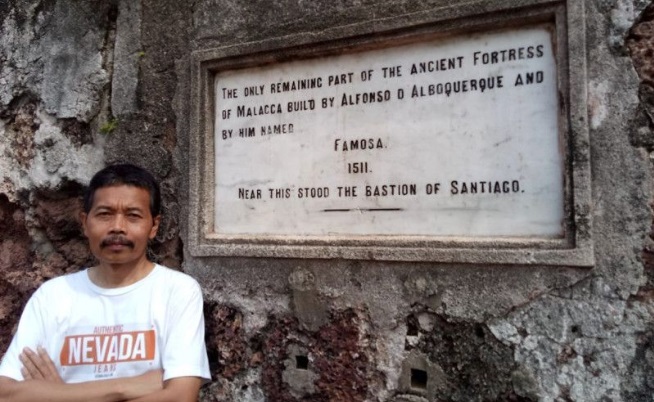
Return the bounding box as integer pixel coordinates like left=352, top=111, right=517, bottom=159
left=100, top=235, right=135, bottom=249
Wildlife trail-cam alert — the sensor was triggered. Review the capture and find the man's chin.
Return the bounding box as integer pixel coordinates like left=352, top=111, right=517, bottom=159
left=96, top=254, right=138, bottom=266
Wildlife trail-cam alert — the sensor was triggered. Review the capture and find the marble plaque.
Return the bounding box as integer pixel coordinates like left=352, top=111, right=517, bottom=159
left=213, top=26, right=563, bottom=237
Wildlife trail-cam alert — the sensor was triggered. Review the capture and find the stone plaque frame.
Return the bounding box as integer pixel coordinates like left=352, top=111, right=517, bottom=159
left=188, top=0, right=593, bottom=266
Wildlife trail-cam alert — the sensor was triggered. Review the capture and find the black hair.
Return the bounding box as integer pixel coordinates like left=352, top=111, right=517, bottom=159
left=83, top=163, right=161, bottom=217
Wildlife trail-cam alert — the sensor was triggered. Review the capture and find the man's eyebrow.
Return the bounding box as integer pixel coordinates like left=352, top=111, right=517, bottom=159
left=92, top=205, right=146, bottom=212
left=92, top=205, right=114, bottom=211
left=125, top=207, right=146, bottom=213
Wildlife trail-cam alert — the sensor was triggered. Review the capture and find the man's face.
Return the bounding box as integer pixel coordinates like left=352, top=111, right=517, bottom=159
left=81, top=185, right=160, bottom=268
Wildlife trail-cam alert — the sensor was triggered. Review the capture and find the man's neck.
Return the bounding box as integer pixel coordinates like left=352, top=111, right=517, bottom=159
left=89, top=259, right=156, bottom=288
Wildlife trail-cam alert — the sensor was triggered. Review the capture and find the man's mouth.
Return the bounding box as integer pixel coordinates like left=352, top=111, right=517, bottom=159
left=100, top=236, right=135, bottom=249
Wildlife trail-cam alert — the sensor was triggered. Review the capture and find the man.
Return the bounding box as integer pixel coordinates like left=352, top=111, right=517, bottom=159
left=0, top=164, right=210, bottom=402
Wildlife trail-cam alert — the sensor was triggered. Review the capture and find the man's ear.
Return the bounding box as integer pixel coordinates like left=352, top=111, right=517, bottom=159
left=149, top=215, right=161, bottom=240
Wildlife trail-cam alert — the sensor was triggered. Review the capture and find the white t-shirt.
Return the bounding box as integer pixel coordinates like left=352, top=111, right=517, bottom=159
left=0, top=264, right=211, bottom=383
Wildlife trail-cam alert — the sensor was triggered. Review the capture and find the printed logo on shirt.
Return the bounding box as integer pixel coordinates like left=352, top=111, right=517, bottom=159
left=59, top=325, right=156, bottom=366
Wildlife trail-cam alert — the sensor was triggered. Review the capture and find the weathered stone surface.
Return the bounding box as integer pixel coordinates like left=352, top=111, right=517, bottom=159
left=404, top=313, right=526, bottom=401
left=204, top=303, right=249, bottom=381
left=489, top=285, right=646, bottom=401
left=0, top=0, right=110, bottom=122
left=32, top=186, right=91, bottom=270
left=39, top=1, right=111, bottom=122
left=0, top=194, right=35, bottom=353
left=288, top=269, right=329, bottom=332
left=0, top=95, right=38, bottom=168
left=628, top=2, right=654, bottom=146
left=621, top=316, right=654, bottom=400
left=111, top=0, right=142, bottom=117
left=256, top=309, right=375, bottom=402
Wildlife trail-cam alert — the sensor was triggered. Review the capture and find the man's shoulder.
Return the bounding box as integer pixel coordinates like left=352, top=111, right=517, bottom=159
left=153, top=265, right=202, bottom=292
left=20, top=270, right=87, bottom=317
left=36, top=269, right=87, bottom=295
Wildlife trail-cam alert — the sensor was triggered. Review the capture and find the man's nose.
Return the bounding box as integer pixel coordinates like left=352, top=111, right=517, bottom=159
left=109, top=214, right=127, bottom=233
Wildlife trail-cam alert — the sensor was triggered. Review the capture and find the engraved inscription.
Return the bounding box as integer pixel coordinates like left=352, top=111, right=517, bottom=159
left=213, top=26, right=563, bottom=237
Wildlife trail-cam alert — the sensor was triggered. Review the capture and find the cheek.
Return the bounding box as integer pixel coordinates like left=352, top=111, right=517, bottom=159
left=86, top=236, right=103, bottom=253
left=133, top=225, right=157, bottom=242
left=84, top=227, right=100, bottom=240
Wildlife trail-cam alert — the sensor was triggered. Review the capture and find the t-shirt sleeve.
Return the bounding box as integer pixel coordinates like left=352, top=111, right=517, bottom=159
left=0, top=289, right=47, bottom=380
left=161, top=279, right=211, bottom=382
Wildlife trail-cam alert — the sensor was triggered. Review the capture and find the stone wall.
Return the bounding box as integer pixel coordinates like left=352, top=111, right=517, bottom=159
left=1, top=1, right=654, bottom=401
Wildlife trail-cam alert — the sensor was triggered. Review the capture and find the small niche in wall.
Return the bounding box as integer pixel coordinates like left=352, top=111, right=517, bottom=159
left=296, top=355, right=309, bottom=370
left=410, top=368, right=428, bottom=389
left=407, top=320, right=419, bottom=336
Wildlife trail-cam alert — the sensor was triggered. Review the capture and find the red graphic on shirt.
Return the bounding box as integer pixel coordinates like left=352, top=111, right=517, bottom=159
left=59, top=329, right=156, bottom=366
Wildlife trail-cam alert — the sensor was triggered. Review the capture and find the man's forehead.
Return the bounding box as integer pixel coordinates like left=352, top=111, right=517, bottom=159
left=91, top=185, right=151, bottom=207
